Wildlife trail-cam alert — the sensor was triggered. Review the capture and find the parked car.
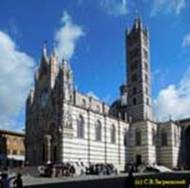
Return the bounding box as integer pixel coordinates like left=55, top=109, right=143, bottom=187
left=38, top=162, right=76, bottom=177
left=141, top=165, right=172, bottom=173
left=38, top=162, right=118, bottom=177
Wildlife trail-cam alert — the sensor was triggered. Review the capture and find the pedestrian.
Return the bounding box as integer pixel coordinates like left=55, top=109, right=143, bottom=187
left=0, top=173, right=15, bottom=188
left=13, top=173, right=23, bottom=188
left=125, top=165, right=135, bottom=188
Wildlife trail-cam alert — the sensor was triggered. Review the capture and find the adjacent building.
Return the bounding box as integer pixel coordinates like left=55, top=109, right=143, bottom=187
left=25, top=18, right=190, bottom=170
left=0, top=129, right=25, bottom=168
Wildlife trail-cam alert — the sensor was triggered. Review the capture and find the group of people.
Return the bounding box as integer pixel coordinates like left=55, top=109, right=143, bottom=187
left=39, top=162, right=76, bottom=177
left=0, top=173, right=23, bottom=188
left=86, top=163, right=117, bottom=175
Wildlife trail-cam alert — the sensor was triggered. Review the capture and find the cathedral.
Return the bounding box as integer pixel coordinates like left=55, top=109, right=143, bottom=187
left=25, top=18, right=190, bottom=171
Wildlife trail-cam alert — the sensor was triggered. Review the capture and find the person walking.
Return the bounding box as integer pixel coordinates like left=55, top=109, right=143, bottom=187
left=13, top=173, right=23, bottom=188
left=125, top=165, right=135, bottom=188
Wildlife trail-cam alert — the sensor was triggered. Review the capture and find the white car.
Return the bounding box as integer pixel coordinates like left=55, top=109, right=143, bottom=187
left=141, top=164, right=172, bottom=173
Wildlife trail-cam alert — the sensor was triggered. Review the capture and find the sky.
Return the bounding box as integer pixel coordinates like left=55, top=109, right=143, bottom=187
left=0, top=0, right=190, bottom=131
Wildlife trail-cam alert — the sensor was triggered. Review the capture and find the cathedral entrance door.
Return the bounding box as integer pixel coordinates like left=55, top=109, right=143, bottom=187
left=136, top=155, right=142, bottom=165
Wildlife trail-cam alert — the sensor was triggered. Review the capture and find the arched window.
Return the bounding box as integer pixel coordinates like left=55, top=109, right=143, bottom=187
left=77, top=115, right=84, bottom=138
left=146, top=98, right=149, bottom=105
left=82, top=99, right=86, bottom=108
left=135, top=129, right=141, bottom=146
left=174, top=127, right=178, bottom=146
left=95, top=120, right=102, bottom=141
left=68, top=120, right=72, bottom=129
left=161, top=131, right=167, bottom=146
left=66, top=114, right=72, bottom=129
left=111, top=125, right=116, bottom=144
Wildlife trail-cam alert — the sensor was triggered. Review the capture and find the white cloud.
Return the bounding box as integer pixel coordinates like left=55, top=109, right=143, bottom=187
left=86, top=91, right=99, bottom=100
left=154, top=67, right=190, bottom=121
left=54, top=11, right=85, bottom=61
left=151, top=0, right=186, bottom=16
left=0, top=31, right=35, bottom=130
left=182, top=34, right=190, bottom=47
left=101, top=0, right=128, bottom=16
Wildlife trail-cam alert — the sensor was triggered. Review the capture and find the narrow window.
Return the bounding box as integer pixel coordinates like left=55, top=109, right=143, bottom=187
left=135, top=130, right=141, bottom=146
left=124, top=128, right=127, bottom=146
left=133, top=87, right=137, bottom=95
left=131, top=73, right=138, bottom=82
left=111, top=125, right=116, bottom=144
left=146, top=87, right=148, bottom=95
left=144, top=62, right=148, bottom=71
left=133, top=98, right=137, bottom=105
left=161, top=132, right=168, bottom=146
left=152, top=128, right=156, bottom=145
left=146, top=98, right=149, bottom=105
left=77, top=115, right=85, bottom=138
left=95, top=120, right=102, bottom=141
left=145, top=74, right=148, bottom=83
left=143, top=48, right=148, bottom=59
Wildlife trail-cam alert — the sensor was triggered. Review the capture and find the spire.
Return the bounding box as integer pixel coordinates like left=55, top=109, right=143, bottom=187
left=42, top=40, right=48, bottom=59
left=27, top=88, right=34, bottom=105
left=34, top=70, right=39, bottom=81
left=134, top=16, right=142, bottom=30
left=41, top=41, right=49, bottom=64
left=39, top=41, right=49, bottom=75
left=132, top=0, right=143, bottom=30
left=51, top=42, right=56, bottom=57
left=49, top=46, right=57, bottom=62
left=62, top=58, right=68, bottom=67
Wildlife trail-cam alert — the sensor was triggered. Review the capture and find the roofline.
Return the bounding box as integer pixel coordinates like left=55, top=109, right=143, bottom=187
left=177, top=118, right=190, bottom=124
left=73, top=90, right=111, bottom=107
left=0, top=129, right=25, bottom=137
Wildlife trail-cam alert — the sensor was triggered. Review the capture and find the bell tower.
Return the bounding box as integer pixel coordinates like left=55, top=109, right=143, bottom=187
left=126, top=18, right=153, bottom=122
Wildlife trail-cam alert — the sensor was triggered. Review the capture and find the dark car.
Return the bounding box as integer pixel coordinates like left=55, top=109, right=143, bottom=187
left=38, top=162, right=76, bottom=177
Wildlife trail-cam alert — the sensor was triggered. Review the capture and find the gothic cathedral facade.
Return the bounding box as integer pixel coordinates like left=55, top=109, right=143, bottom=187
left=25, top=18, right=190, bottom=170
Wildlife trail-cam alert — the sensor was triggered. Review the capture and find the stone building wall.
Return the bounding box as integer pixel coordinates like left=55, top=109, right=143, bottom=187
left=61, top=104, right=128, bottom=171
left=156, top=121, right=181, bottom=168
left=0, top=130, right=25, bottom=167
left=127, top=120, right=157, bottom=165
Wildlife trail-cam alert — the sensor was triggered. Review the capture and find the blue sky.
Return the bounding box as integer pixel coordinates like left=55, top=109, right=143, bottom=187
left=0, top=0, right=190, bottom=130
